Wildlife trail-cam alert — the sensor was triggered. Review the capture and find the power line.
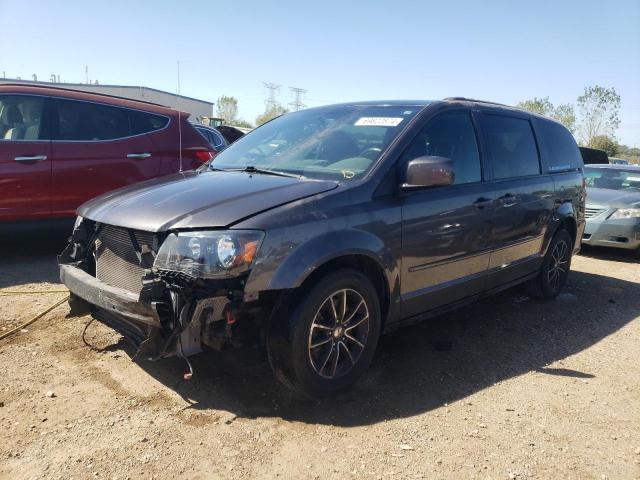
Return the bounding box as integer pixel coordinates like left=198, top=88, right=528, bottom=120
left=288, top=86, right=307, bottom=111
left=262, top=82, right=281, bottom=110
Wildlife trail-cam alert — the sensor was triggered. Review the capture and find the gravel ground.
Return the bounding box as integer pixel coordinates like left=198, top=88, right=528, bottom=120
left=0, top=231, right=639, bottom=480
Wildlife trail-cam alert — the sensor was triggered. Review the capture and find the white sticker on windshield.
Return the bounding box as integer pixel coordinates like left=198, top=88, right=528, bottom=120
left=354, top=117, right=404, bottom=127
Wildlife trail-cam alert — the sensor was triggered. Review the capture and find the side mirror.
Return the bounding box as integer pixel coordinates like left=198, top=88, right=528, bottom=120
left=401, top=156, right=455, bottom=190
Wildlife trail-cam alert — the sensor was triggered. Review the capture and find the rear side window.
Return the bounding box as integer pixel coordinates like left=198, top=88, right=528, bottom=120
left=196, top=127, right=218, bottom=147
left=538, top=119, right=583, bottom=172
left=55, top=99, right=128, bottom=141
left=0, top=95, right=45, bottom=140
left=481, top=114, right=540, bottom=179
left=210, top=130, right=225, bottom=148
left=129, top=110, right=169, bottom=135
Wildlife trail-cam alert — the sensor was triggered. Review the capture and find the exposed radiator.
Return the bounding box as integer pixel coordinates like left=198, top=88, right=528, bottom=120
left=94, top=225, right=155, bottom=295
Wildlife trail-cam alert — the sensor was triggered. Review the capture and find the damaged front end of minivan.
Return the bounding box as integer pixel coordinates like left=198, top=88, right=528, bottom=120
left=58, top=217, right=272, bottom=369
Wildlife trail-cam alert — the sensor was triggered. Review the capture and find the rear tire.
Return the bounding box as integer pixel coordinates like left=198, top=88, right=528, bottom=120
left=267, top=269, right=381, bottom=398
left=527, top=229, right=573, bottom=299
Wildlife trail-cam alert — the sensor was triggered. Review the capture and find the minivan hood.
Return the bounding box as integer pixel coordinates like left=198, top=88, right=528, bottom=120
left=586, top=187, right=640, bottom=209
left=78, top=170, right=338, bottom=232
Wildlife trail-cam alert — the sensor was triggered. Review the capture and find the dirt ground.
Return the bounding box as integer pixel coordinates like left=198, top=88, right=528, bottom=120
left=0, top=230, right=639, bottom=480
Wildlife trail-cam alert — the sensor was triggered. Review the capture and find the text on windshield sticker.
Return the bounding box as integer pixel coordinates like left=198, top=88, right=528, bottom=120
left=354, top=117, right=404, bottom=127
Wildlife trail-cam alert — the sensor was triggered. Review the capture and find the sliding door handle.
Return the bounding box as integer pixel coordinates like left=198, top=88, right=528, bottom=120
left=473, top=197, right=493, bottom=209
left=15, top=155, right=47, bottom=162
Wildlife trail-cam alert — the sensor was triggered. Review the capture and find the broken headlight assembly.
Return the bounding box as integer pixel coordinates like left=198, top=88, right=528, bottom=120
left=152, top=230, right=264, bottom=279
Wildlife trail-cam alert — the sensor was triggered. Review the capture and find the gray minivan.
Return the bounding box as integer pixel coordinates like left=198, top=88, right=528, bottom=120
left=59, top=98, right=585, bottom=397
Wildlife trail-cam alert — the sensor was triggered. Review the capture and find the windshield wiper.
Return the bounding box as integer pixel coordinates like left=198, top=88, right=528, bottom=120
left=235, top=166, right=302, bottom=179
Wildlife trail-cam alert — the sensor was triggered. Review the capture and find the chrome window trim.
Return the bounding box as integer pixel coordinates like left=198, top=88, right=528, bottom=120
left=0, top=92, right=172, bottom=143
left=194, top=125, right=224, bottom=148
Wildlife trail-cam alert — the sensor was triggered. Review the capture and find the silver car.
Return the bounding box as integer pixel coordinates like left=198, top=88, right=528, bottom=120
left=582, top=164, right=640, bottom=250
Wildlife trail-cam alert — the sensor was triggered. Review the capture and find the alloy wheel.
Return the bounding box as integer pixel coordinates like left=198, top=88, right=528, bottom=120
left=547, top=239, right=569, bottom=290
left=307, top=288, right=370, bottom=379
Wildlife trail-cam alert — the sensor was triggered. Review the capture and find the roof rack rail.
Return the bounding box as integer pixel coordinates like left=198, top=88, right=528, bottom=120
left=443, top=97, right=507, bottom=106
left=0, top=82, right=168, bottom=109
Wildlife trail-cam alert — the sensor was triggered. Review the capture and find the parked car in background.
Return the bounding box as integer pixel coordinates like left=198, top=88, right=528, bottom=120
left=582, top=164, right=640, bottom=251
left=579, top=146, right=608, bottom=165
left=216, top=125, right=247, bottom=144
left=59, top=98, right=585, bottom=397
left=192, top=123, right=227, bottom=151
left=0, top=84, right=214, bottom=223
left=609, top=157, right=630, bottom=165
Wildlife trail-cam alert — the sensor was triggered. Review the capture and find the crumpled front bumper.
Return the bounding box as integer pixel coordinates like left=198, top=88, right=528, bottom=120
left=60, top=264, right=160, bottom=326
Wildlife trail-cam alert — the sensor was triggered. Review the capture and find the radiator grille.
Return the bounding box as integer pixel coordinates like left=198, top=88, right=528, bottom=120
left=584, top=206, right=607, bottom=219
left=95, top=225, right=155, bottom=294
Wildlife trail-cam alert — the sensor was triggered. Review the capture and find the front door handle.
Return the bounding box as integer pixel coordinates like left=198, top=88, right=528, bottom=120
left=15, top=155, right=47, bottom=162
left=499, top=193, right=518, bottom=207
left=473, top=197, right=493, bottom=209
left=126, top=153, right=152, bottom=159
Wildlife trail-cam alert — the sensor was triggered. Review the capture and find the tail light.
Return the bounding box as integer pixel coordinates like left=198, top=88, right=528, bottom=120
left=182, top=147, right=216, bottom=169
left=193, top=150, right=214, bottom=162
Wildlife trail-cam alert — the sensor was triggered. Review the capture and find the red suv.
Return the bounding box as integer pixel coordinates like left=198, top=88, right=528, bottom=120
left=0, top=84, right=215, bottom=223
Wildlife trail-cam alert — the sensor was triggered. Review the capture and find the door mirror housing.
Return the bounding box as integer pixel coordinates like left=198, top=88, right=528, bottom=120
left=402, top=156, right=455, bottom=190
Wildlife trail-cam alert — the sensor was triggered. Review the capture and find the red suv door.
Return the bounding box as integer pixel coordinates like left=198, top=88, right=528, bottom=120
left=50, top=98, right=167, bottom=218
left=0, top=94, right=52, bottom=222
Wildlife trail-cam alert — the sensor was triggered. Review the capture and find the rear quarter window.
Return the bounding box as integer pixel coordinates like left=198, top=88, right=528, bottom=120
left=129, top=110, right=169, bottom=135
left=538, top=119, right=583, bottom=172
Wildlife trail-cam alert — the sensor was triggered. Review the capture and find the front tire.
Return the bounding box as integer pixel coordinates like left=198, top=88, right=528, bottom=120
left=267, top=269, right=381, bottom=398
left=527, top=229, right=573, bottom=299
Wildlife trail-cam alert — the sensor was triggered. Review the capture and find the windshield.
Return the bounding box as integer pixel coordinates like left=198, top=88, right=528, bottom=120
left=584, top=167, right=640, bottom=192
left=208, top=105, right=421, bottom=181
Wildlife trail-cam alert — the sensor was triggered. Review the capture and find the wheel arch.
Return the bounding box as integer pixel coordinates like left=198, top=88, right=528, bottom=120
left=296, top=254, right=391, bottom=328
left=246, top=229, right=397, bottom=329
left=544, top=207, right=578, bottom=255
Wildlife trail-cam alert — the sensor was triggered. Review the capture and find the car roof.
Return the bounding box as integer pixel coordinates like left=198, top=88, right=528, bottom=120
left=0, top=83, right=179, bottom=116
left=585, top=163, right=640, bottom=170
left=306, top=98, right=554, bottom=122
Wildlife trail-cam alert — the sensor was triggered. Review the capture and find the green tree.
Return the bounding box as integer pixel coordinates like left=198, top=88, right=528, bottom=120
left=589, top=135, right=619, bottom=157
left=516, top=96, right=576, bottom=133
left=552, top=103, right=576, bottom=134
left=516, top=97, right=554, bottom=116
left=577, top=86, right=621, bottom=146
left=216, top=95, right=239, bottom=124
left=255, top=105, right=288, bottom=126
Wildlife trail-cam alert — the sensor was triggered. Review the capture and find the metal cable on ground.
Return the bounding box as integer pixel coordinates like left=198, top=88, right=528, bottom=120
left=0, top=290, right=68, bottom=296
left=0, top=295, right=69, bottom=341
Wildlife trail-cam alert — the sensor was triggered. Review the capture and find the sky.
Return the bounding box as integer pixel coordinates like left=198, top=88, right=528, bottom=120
left=1, top=0, right=639, bottom=145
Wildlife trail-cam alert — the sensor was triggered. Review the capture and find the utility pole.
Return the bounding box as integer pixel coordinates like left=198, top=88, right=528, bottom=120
left=288, top=87, right=307, bottom=111
left=262, top=82, right=281, bottom=110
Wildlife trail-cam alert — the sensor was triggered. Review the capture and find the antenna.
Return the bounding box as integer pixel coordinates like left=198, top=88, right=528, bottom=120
left=288, top=86, right=307, bottom=111
left=177, top=61, right=183, bottom=173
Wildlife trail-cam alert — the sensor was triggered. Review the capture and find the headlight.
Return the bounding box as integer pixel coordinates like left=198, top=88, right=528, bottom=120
left=609, top=208, right=640, bottom=219
left=153, top=230, right=264, bottom=279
